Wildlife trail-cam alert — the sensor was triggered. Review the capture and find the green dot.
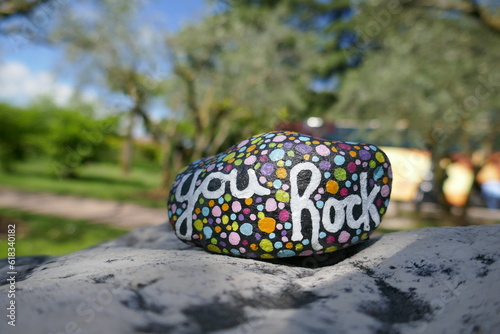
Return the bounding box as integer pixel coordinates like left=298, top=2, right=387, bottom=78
left=194, top=219, right=203, bottom=231
left=224, top=193, right=232, bottom=202
left=234, top=159, right=242, bottom=166
left=369, top=160, right=376, bottom=168
left=259, top=239, right=274, bottom=252
left=199, top=198, right=204, bottom=204
left=276, top=190, right=290, bottom=202
left=269, top=143, right=277, bottom=148
left=287, top=151, right=295, bottom=157
left=254, top=162, right=261, bottom=170
left=334, top=168, right=347, bottom=181
left=211, top=238, right=218, bottom=245
left=223, top=152, right=236, bottom=161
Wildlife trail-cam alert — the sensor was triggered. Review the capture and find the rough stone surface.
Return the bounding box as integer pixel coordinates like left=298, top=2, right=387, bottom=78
left=1, top=224, right=499, bottom=334
left=168, top=131, right=392, bottom=259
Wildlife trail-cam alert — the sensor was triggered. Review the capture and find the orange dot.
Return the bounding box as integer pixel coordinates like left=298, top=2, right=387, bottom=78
left=304, top=154, right=310, bottom=160
left=228, top=158, right=235, bottom=163
left=285, top=242, right=293, bottom=249
left=349, top=151, right=357, bottom=157
left=246, top=145, right=256, bottom=152
left=289, top=137, right=295, bottom=140
left=331, top=147, right=338, bottom=152
left=250, top=243, right=259, bottom=251
left=245, top=198, right=253, bottom=205
left=326, top=180, right=339, bottom=194
left=312, top=140, right=320, bottom=144
left=258, top=217, right=276, bottom=233
left=383, top=177, right=389, bottom=184
left=222, top=203, right=229, bottom=211
left=214, top=226, right=222, bottom=233
left=276, top=168, right=287, bottom=179
left=195, top=208, right=201, bottom=214
left=209, top=200, right=215, bottom=207
left=354, top=146, right=361, bottom=150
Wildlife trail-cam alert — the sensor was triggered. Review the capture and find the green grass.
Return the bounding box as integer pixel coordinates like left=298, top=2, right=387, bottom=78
left=0, top=207, right=128, bottom=256
left=0, top=159, right=166, bottom=207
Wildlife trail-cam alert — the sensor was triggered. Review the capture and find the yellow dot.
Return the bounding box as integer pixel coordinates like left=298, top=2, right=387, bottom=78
left=258, top=217, right=276, bottom=233
left=326, top=180, right=339, bottom=194
left=376, top=151, right=385, bottom=162
left=295, top=244, right=303, bottom=251
left=232, top=222, right=239, bottom=231
left=304, top=154, right=310, bottom=160
left=259, top=239, right=274, bottom=252
left=276, top=168, right=287, bottom=179
left=277, top=160, right=285, bottom=167
left=361, top=233, right=368, bottom=239
left=245, top=198, right=253, bottom=205
left=325, top=246, right=338, bottom=253
left=267, top=182, right=273, bottom=187
left=257, top=212, right=265, bottom=219
left=222, top=215, right=229, bottom=224
left=261, top=254, right=274, bottom=259
left=226, top=225, right=232, bottom=231
left=207, top=245, right=221, bottom=253
left=194, top=219, right=203, bottom=231
left=276, top=190, right=290, bottom=202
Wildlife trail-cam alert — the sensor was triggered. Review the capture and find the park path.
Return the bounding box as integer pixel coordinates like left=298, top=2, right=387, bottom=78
left=0, top=187, right=167, bottom=229
left=0, top=187, right=497, bottom=230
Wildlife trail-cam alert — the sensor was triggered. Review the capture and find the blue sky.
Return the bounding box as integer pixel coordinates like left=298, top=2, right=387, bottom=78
left=0, top=0, right=207, bottom=107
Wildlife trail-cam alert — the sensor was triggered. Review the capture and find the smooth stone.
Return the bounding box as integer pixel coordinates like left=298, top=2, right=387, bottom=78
left=167, top=131, right=393, bottom=259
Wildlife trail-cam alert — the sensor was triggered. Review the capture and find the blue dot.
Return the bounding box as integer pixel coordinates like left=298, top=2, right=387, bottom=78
left=277, top=249, right=296, bottom=258
left=352, top=174, right=358, bottom=181
left=230, top=213, right=237, bottom=220
left=316, top=201, right=324, bottom=209
left=231, top=249, right=240, bottom=255
left=168, top=211, right=173, bottom=218
left=269, top=149, right=285, bottom=161
left=202, top=207, right=210, bottom=216
left=176, top=208, right=182, bottom=215
left=273, top=180, right=282, bottom=189
left=319, top=232, right=327, bottom=238
left=203, top=226, right=213, bottom=239
left=334, top=155, right=345, bottom=165
left=312, top=156, right=319, bottom=162
left=269, top=233, right=276, bottom=239
left=324, top=172, right=331, bottom=178
left=239, top=147, right=246, bottom=152
left=302, top=239, right=310, bottom=245
left=346, top=181, right=351, bottom=188
left=351, top=236, right=359, bottom=243
left=274, top=241, right=283, bottom=249
left=259, top=144, right=266, bottom=149
left=257, top=204, right=264, bottom=211
left=284, top=222, right=292, bottom=229
left=369, top=145, right=378, bottom=151
left=266, top=133, right=276, bottom=138
left=285, top=160, right=292, bottom=166
left=299, top=136, right=310, bottom=141
left=374, top=166, right=384, bottom=180
left=240, top=223, right=253, bottom=236
left=218, top=197, right=224, bottom=204
left=356, top=229, right=361, bottom=235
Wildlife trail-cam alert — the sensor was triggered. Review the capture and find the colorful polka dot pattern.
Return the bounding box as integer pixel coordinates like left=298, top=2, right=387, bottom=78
left=168, top=131, right=392, bottom=259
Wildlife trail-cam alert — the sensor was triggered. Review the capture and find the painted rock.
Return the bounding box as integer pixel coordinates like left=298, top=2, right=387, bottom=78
left=167, top=131, right=392, bottom=259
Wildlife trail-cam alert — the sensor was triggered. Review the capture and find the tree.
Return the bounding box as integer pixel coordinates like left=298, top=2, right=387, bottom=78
left=161, top=6, right=317, bottom=187
left=50, top=0, right=165, bottom=176
left=336, top=0, right=500, bottom=214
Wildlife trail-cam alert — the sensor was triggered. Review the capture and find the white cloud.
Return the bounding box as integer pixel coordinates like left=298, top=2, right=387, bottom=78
left=0, top=61, right=74, bottom=106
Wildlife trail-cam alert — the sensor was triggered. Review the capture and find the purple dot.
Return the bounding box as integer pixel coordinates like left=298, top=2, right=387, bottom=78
left=261, top=163, right=274, bottom=175
left=284, top=142, right=293, bottom=148
left=281, top=230, right=287, bottom=236
left=319, top=161, right=331, bottom=170
left=238, top=214, right=244, bottom=221
left=220, top=241, right=226, bottom=247
left=255, top=233, right=261, bottom=240
left=255, top=197, right=263, bottom=203
left=359, top=150, right=371, bottom=160
left=296, top=144, right=312, bottom=154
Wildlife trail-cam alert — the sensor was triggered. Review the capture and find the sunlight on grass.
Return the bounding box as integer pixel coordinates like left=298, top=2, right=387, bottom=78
left=0, top=160, right=166, bottom=207
left=0, top=207, right=128, bottom=256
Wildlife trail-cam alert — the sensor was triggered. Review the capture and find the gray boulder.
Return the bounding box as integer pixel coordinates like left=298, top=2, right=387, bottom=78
left=1, top=224, right=499, bottom=334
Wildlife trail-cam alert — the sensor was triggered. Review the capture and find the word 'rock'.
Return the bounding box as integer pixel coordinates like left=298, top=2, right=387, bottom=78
left=168, top=131, right=392, bottom=259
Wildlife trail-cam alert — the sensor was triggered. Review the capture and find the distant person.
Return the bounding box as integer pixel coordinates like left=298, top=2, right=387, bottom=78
left=477, top=153, right=500, bottom=210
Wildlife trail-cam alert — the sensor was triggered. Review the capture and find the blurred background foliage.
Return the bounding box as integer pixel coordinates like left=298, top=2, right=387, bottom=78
left=0, top=0, right=499, bottom=255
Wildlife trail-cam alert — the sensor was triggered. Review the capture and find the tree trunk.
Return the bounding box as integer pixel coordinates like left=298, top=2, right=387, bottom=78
left=120, top=109, right=134, bottom=176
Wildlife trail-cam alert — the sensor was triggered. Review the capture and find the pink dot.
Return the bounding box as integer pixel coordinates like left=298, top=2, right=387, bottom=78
left=338, top=231, right=350, bottom=243
left=282, top=236, right=289, bottom=242
left=239, top=247, right=246, bottom=253
left=232, top=201, right=242, bottom=212
left=347, top=162, right=357, bottom=173
left=278, top=202, right=285, bottom=209
left=300, top=250, right=314, bottom=256
left=273, top=135, right=287, bottom=142
left=237, top=139, right=249, bottom=148
left=314, top=194, right=321, bottom=201
left=229, top=232, right=240, bottom=245
left=244, top=155, right=257, bottom=165
left=250, top=214, right=256, bottom=220
left=315, top=144, right=330, bottom=156
left=242, top=240, right=249, bottom=246
left=279, top=209, right=290, bottom=222
left=340, top=188, right=348, bottom=197
left=282, top=184, right=290, bottom=191
left=266, top=198, right=277, bottom=211
left=259, top=176, right=266, bottom=184
left=212, top=206, right=221, bottom=217
left=381, top=185, right=390, bottom=197
left=276, top=223, right=283, bottom=230
left=326, top=236, right=335, bottom=244
left=243, top=208, right=251, bottom=214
